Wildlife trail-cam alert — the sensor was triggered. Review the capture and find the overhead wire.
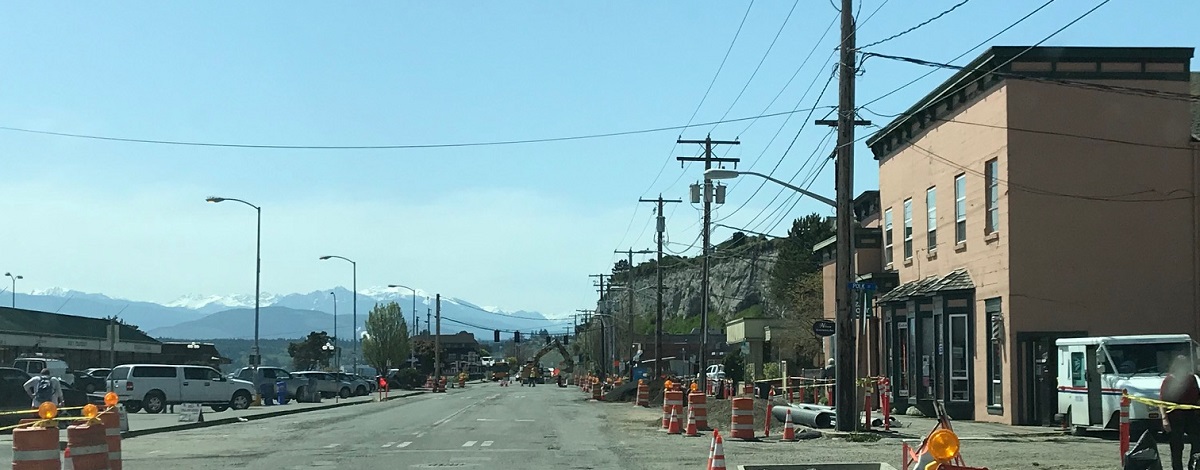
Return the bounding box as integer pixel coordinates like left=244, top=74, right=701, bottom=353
left=856, top=0, right=974, bottom=51
left=711, top=0, right=801, bottom=133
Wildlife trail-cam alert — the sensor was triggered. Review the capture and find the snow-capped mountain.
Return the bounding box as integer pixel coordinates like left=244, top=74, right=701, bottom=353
left=12, top=286, right=570, bottom=340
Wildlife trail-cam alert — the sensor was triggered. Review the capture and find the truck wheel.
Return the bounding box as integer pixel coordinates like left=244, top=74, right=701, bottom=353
left=295, top=387, right=308, bottom=402
left=230, top=391, right=252, bottom=410
left=339, top=387, right=351, bottom=399
left=124, top=401, right=142, bottom=414
left=142, top=392, right=166, bottom=414
left=210, top=405, right=229, bottom=412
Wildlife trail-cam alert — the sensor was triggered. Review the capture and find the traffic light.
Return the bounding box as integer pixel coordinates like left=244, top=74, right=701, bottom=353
left=563, top=334, right=569, bottom=345
left=494, top=330, right=500, bottom=342
left=514, top=331, right=521, bottom=343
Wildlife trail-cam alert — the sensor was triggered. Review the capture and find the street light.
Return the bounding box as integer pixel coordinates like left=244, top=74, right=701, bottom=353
left=4, top=272, right=22, bottom=308
left=205, top=197, right=263, bottom=368
left=320, top=255, right=357, bottom=374
left=329, top=291, right=339, bottom=372
left=704, top=169, right=837, bottom=208
left=387, top=284, right=419, bottom=368
left=322, top=341, right=338, bottom=402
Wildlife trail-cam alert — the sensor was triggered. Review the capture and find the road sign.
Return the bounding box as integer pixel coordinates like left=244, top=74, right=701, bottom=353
left=849, top=282, right=877, bottom=291
left=178, top=403, right=203, bottom=423
left=812, top=320, right=836, bottom=337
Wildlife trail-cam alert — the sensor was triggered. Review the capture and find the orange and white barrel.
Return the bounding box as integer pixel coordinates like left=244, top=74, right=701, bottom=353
left=100, top=409, right=123, bottom=470
left=636, top=382, right=650, bottom=407
left=66, top=424, right=109, bottom=470
left=688, top=391, right=708, bottom=430
left=12, top=424, right=59, bottom=470
left=663, top=390, right=684, bottom=429
left=730, top=397, right=755, bottom=440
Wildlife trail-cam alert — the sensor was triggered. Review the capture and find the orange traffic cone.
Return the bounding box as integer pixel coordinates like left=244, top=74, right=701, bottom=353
left=708, top=434, right=726, bottom=470
left=667, top=407, right=681, bottom=434
left=685, top=407, right=698, bottom=437
left=706, top=430, right=716, bottom=469
left=62, top=445, right=74, bottom=470
left=782, top=408, right=796, bottom=441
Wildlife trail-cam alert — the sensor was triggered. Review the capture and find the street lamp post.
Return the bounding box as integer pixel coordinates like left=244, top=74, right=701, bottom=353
left=4, top=272, right=22, bottom=308
left=330, top=291, right=339, bottom=372
left=387, top=284, right=419, bottom=368
left=206, top=196, right=263, bottom=404
left=320, top=256, right=357, bottom=374
left=322, top=342, right=337, bottom=402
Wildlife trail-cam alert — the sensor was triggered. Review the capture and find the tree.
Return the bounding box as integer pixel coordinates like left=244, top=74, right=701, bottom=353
left=287, top=331, right=334, bottom=371
left=362, top=302, right=411, bottom=375
left=768, top=214, right=835, bottom=312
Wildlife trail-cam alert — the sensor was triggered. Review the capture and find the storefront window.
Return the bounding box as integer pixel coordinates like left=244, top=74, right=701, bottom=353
left=897, top=320, right=910, bottom=395
left=949, top=314, right=969, bottom=401
left=986, top=298, right=1003, bottom=410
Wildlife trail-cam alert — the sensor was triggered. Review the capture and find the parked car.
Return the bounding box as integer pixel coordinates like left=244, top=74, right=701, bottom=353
left=73, top=368, right=111, bottom=394
left=0, top=367, right=89, bottom=427
left=12, top=357, right=75, bottom=385
left=292, top=371, right=352, bottom=399
left=335, top=373, right=371, bottom=396
left=231, top=366, right=309, bottom=403
left=108, top=364, right=255, bottom=414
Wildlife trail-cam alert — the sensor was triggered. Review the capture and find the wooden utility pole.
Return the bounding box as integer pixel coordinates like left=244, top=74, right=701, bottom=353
left=588, top=274, right=611, bottom=379
left=639, top=195, right=681, bottom=380
left=435, top=294, right=442, bottom=386
left=832, top=0, right=862, bottom=432
left=614, top=248, right=654, bottom=377
left=677, top=136, right=739, bottom=391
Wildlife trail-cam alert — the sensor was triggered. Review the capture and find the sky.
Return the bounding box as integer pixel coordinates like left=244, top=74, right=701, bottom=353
left=0, top=1, right=1197, bottom=319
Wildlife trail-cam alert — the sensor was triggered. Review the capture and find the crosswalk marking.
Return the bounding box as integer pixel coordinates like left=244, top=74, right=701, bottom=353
left=463, top=441, right=477, bottom=447
left=382, top=442, right=396, bottom=448
left=397, top=442, right=412, bottom=448
left=481, top=441, right=493, bottom=447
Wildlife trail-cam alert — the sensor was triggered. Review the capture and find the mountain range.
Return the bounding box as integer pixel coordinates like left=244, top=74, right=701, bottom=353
left=11, top=287, right=571, bottom=341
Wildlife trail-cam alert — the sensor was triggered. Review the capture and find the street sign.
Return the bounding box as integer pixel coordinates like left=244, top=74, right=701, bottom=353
left=849, top=282, right=877, bottom=291
left=178, top=403, right=203, bottom=423
left=812, top=320, right=836, bottom=337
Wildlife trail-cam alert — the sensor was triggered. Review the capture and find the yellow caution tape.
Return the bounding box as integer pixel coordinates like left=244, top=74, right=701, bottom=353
left=0, top=405, right=88, bottom=417
left=1124, top=393, right=1200, bottom=412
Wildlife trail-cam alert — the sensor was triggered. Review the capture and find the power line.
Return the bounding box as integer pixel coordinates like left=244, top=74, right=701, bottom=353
left=712, top=0, right=800, bottom=131
left=861, top=114, right=1197, bottom=151
left=445, top=300, right=563, bottom=322
left=736, top=14, right=839, bottom=137
left=682, top=0, right=756, bottom=131
left=857, top=0, right=974, bottom=51
left=0, top=105, right=833, bottom=152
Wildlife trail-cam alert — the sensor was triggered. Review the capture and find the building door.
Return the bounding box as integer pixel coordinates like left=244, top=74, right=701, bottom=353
left=1017, top=332, right=1086, bottom=425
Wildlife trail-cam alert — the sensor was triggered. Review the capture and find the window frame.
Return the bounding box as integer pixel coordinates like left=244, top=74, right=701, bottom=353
left=926, top=187, right=937, bottom=251
left=954, top=174, right=966, bottom=243
left=883, top=208, right=894, bottom=266
left=985, top=298, right=1003, bottom=412
left=985, top=159, right=999, bottom=234
left=903, top=199, right=913, bottom=260
left=948, top=313, right=969, bottom=402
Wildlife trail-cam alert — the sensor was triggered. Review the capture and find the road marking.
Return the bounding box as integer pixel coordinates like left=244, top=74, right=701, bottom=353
left=382, top=442, right=396, bottom=448
left=481, top=441, right=493, bottom=447
left=433, top=401, right=482, bottom=427
left=463, top=441, right=477, bottom=447
left=415, top=432, right=426, bottom=438
left=476, top=418, right=499, bottom=421
left=397, top=442, right=411, bottom=448
left=515, top=419, right=535, bottom=422
left=323, top=444, right=340, bottom=449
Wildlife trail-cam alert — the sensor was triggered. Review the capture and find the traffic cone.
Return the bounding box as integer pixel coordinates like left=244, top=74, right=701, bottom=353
left=782, top=408, right=796, bottom=441
left=706, top=431, right=716, bottom=470
left=62, top=445, right=74, bottom=470
left=685, top=407, right=698, bottom=437
left=667, top=407, right=681, bottom=434
left=708, top=434, right=726, bottom=470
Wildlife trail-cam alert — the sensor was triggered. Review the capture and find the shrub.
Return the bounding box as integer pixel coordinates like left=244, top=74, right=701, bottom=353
left=393, top=368, right=424, bottom=389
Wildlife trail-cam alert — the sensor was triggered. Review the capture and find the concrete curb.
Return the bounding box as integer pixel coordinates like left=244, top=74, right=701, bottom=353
left=119, top=391, right=426, bottom=440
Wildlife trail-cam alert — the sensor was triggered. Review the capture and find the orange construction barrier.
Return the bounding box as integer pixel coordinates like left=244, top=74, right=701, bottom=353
left=1119, top=390, right=1130, bottom=466
left=100, top=410, right=123, bottom=470
left=12, top=423, right=59, bottom=470
left=636, top=381, right=650, bottom=407
left=663, top=390, right=684, bottom=429
left=592, top=378, right=603, bottom=401
left=66, top=424, right=109, bottom=470
left=689, top=391, right=708, bottom=431
left=730, top=397, right=755, bottom=440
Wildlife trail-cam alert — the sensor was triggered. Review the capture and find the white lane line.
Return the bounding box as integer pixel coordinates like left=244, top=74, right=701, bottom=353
left=515, top=419, right=535, bottom=422
left=397, top=442, right=412, bottom=448
left=382, top=442, right=396, bottom=448
left=476, top=418, right=498, bottom=422
left=481, top=441, right=493, bottom=447
left=463, top=441, right=477, bottom=447
left=323, top=444, right=340, bottom=449
left=416, top=432, right=426, bottom=438
left=433, top=401, right=482, bottom=427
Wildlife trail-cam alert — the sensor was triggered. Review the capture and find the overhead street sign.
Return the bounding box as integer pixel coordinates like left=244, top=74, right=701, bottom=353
left=812, top=320, right=836, bottom=337
left=849, top=282, right=877, bottom=291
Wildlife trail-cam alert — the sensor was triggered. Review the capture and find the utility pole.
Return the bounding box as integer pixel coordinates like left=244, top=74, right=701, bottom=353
left=588, top=274, right=611, bottom=379
left=677, top=136, right=739, bottom=392
left=640, top=195, right=682, bottom=380
left=614, top=248, right=654, bottom=376
left=576, top=309, right=598, bottom=376
left=435, top=294, right=442, bottom=385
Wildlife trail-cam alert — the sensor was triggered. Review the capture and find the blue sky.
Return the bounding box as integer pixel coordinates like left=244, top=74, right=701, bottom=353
left=0, top=1, right=1196, bottom=319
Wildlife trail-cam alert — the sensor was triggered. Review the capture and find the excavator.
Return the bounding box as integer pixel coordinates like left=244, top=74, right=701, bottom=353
left=527, top=339, right=574, bottom=387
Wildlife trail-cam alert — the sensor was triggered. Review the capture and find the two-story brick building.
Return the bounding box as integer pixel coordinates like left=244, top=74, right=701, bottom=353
left=819, top=46, right=1200, bottom=425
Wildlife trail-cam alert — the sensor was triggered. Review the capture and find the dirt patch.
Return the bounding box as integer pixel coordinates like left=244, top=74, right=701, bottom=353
left=704, top=396, right=800, bottom=435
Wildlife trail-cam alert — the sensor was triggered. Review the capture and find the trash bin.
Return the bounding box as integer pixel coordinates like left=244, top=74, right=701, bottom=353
left=275, top=380, right=288, bottom=405
left=259, top=383, right=275, bottom=406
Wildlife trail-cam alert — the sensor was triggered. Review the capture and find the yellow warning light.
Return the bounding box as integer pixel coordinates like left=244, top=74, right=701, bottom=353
left=927, top=429, right=960, bottom=463
left=82, top=404, right=99, bottom=419
left=104, top=392, right=119, bottom=407
left=37, top=402, right=58, bottom=420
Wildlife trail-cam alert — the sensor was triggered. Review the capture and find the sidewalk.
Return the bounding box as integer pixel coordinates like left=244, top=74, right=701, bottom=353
left=0, top=391, right=424, bottom=444
left=887, top=415, right=1068, bottom=440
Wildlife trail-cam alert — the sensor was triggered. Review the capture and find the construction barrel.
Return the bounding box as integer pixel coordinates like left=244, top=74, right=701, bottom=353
left=12, top=423, right=59, bottom=470
left=66, top=424, right=109, bottom=470
left=100, top=409, right=124, bottom=470
left=688, top=390, right=708, bottom=430
left=730, top=397, right=755, bottom=440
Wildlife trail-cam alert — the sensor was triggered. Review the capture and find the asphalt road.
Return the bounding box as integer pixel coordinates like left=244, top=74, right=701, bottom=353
left=116, top=382, right=626, bottom=469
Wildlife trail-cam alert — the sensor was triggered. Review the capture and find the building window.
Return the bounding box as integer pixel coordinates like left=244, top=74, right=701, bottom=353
left=954, top=174, right=966, bottom=243
left=949, top=313, right=969, bottom=402
left=884, top=209, right=894, bottom=265
left=896, top=320, right=909, bottom=395
left=985, top=159, right=999, bottom=234
left=903, top=199, right=913, bottom=260
left=926, top=187, right=937, bottom=251
left=986, top=298, right=1003, bottom=411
